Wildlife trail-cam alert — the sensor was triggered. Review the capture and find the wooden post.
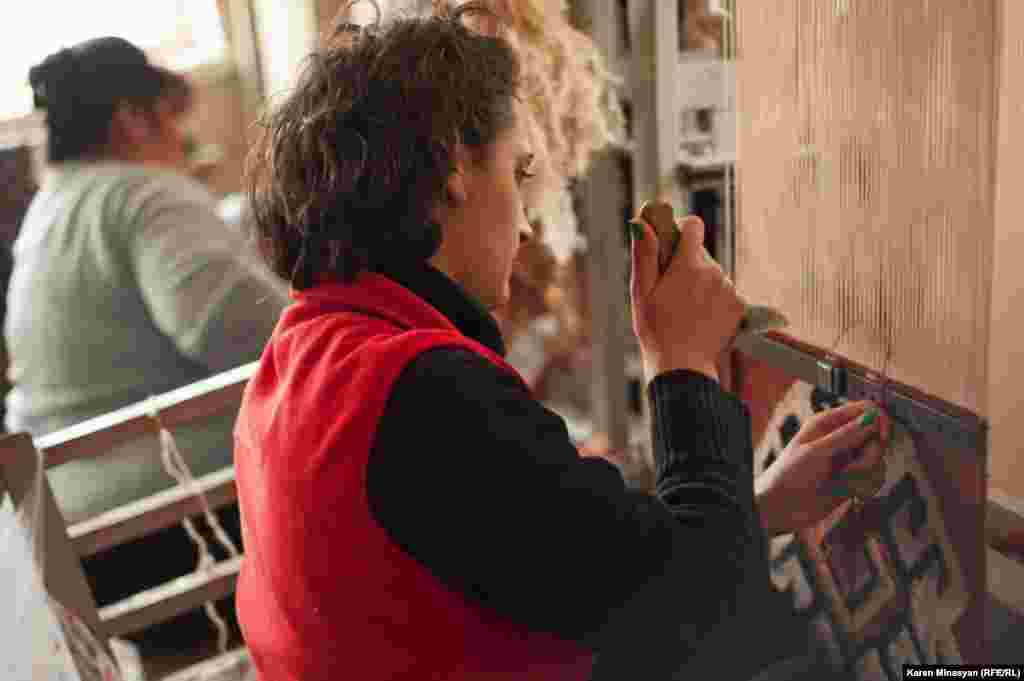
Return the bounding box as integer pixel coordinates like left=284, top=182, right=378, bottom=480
left=250, top=0, right=318, bottom=104
left=0, top=433, right=111, bottom=667
left=626, top=0, right=692, bottom=473
left=224, top=0, right=266, bottom=125
left=573, top=0, right=633, bottom=460
left=628, top=0, right=686, bottom=213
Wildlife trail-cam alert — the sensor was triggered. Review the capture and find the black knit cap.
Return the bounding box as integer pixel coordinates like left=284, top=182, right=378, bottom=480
left=30, top=36, right=187, bottom=112
left=29, top=37, right=191, bottom=161
left=73, top=36, right=151, bottom=70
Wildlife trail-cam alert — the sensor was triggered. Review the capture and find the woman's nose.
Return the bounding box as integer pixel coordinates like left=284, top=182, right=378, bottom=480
left=519, top=218, right=535, bottom=245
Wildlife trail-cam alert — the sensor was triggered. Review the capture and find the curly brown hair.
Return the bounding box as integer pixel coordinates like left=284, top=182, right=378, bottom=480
left=246, top=1, right=522, bottom=289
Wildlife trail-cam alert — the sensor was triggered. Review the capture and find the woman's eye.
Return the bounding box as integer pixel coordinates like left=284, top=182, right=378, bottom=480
left=516, top=153, right=537, bottom=184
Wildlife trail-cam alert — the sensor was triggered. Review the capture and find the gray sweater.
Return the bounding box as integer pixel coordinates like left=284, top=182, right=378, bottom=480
left=4, top=162, right=289, bottom=523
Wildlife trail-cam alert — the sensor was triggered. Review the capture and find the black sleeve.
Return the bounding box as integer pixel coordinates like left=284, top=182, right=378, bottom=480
left=366, top=348, right=786, bottom=678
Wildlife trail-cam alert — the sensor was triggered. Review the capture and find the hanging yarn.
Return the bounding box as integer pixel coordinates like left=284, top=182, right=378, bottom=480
left=684, top=0, right=724, bottom=50
left=458, top=0, right=626, bottom=355
left=51, top=598, right=124, bottom=681
left=148, top=399, right=240, bottom=656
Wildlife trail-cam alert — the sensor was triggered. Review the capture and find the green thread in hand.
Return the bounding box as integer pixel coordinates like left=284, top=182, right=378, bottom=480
left=823, top=469, right=879, bottom=498
left=627, top=220, right=644, bottom=242
left=823, top=479, right=853, bottom=499
left=860, top=406, right=879, bottom=428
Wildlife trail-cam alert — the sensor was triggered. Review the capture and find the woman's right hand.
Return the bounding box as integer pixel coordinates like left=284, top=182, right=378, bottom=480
left=630, top=214, right=745, bottom=384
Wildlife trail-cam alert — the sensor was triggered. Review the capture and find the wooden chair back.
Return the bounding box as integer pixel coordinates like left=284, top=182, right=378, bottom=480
left=0, top=362, right=257, bottom=680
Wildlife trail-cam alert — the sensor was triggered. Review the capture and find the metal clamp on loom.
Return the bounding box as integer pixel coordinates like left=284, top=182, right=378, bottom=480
left=815, top=359, right=847, bottom=398
left=734, top=333, right=850, bottom=399
left=736, top=333, right=985, bottom=452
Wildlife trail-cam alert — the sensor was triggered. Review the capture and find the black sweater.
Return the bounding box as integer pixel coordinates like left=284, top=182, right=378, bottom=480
left=364, top=262, right=815, bottom=680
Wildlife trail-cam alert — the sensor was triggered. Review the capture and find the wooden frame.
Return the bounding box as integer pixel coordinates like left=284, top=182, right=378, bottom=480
left=733, top=333, right=987, bottom=454
left=0, top=362, right=258, bottom=679
left=741, top=352, right=998, bottom=664
left=32, top=362, right=255, bottom=469
left=988, top=491, right=1024, bottom=559
left=572, top=0, right=634, bottom=457
left=0, top=432, right=106, bottom=659
left=987, top=492, right=1024, bottom=652
left=989, top=548, right=1024, bottom=617
left=222, top=0, right=266, bottom=124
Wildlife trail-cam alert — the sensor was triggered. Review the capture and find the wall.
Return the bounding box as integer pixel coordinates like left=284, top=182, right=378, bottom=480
left=251, top=0, right=317, bottom=106
left=185, top=64, right=253, bottom=197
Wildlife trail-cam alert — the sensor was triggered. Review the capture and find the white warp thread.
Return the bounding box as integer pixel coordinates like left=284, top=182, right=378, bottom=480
left=151, top=399, right=240, bottom=655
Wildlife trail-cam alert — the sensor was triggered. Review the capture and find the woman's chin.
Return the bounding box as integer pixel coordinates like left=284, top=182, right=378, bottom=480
left=497, top=278, right=513, bottom=308
left=481, top=283, right=511, bottom=312
left=473, top=274, right=513, bottom=312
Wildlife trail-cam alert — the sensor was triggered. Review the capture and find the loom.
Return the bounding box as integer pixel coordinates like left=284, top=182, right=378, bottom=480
left=720, top=0, right=1024, bottom=671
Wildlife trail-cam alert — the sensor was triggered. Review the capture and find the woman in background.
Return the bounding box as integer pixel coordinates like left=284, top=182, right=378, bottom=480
left=6, top=36, right=288, bottom=650
left=236, top=3, right=888, bottom=679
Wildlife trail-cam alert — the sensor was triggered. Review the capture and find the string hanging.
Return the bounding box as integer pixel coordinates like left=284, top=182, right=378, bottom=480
left=147, top=398, right=239, bottom=655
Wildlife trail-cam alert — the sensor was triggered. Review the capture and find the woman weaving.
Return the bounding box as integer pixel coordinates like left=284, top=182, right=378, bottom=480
left=235, top=4, right=890, bottom=679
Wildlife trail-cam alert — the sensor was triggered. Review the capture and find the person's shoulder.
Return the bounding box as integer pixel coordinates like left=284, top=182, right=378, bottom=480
left=406, top=343, right=510, bottom=375
left=375, top=343, right=537, bottom=442
left=23, top=163, right=177, bottom=235
left=67, top=163, right=213, bottom=218
left=400, top=344, right=525, bottom=395
left=90, top=164, right=222, bottom=237
left=104, top=163, right=214, bottom=206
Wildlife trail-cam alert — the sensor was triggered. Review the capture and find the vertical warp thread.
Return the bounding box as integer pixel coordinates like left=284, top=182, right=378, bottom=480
left=734, top=0, right=996, bottom=413
left=148, top=398, right=240, bottom=655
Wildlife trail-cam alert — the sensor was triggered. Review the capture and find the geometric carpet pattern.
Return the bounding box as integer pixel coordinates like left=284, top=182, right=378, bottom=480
left=755, top=381, right=969, bottom=680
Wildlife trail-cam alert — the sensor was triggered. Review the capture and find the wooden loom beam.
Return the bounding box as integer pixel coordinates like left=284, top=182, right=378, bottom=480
left=573, top=0, right=632, bottom=457
left=734, top=332, right=987, bottom=453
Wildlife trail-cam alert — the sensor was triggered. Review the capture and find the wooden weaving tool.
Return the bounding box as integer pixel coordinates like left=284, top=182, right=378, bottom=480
left=635, top=198, right=790, bottom=341
left=636, top=198, right=890, bottom=510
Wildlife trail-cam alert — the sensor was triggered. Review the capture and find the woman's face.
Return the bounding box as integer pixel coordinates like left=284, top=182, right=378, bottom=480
left=144, top=98, right=190, bottom=170
left=111, top=96, right=189, bottom=170
left=431, top=103, right=536, bottom=311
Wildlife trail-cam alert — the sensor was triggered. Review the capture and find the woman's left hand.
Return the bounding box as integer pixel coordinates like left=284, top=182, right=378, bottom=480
left=754, top=400, right=892, bottom=536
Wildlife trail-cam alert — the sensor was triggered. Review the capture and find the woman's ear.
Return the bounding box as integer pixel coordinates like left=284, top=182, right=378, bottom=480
left=445, top=143, right=472, bottom=205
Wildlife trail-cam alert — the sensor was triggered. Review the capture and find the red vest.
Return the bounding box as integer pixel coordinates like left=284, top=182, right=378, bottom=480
left=234, top=273, right=594, bottom=681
